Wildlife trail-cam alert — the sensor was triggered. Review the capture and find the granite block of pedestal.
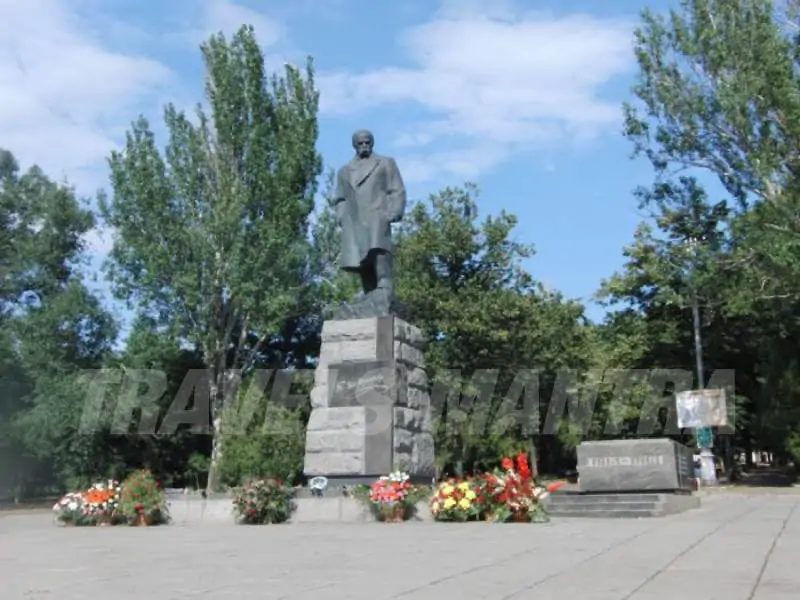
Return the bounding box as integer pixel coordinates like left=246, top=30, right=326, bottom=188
left=303, top=316, right=435, bottom=485
left=577, top=438, right=695, bottom=493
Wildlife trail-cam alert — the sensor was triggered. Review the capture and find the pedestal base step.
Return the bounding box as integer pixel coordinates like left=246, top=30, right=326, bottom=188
left=164, top=494, right=433, bottom=524
left=544, top=492, right=700, bottom=518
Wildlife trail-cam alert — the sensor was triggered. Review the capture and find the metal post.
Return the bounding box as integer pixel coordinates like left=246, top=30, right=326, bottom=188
left=691, top=288, right=704, bottom=391
left=691, top=286, right=717, bottom=485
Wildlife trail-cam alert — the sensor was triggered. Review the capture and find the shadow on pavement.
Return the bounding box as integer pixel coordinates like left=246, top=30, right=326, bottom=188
left=734, top=467, right=797, bottom=488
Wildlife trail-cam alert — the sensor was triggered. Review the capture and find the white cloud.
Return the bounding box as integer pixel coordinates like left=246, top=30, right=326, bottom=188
left=0, top=0, right=289, bottom=266
left=393, top=131, right=433, bottom=148
left=0, top=0, right=172, bottom=193
left=179, top=0, right=284, bottom=48
left=318, top=6, right=633, bottom=182
left=400, top=144, right=511, bottom=184
left=0, top=0, right=288, bottom=197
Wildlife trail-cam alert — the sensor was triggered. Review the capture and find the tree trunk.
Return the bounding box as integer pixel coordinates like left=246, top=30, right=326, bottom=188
left=529, top=437, right=539, bottom=478
left=204, top=368, right=242, bottom=494
left=205, top=413, right=223, bottom=494
left=204, top=371, right=225, bottom=494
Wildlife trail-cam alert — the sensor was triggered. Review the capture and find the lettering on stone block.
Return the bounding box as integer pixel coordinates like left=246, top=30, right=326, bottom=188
left=585, top=455, right=666, bottom=468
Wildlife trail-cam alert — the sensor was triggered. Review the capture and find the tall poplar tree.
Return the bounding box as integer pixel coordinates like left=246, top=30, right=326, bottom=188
left=101, top=26, right=322, bottom=490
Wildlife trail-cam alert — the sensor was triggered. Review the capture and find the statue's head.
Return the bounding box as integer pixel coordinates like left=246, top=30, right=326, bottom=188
left=352, top=129, right=374, bottom=158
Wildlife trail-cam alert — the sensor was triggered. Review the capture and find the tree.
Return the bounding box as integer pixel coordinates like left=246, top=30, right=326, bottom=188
left=394, top=185, right=593, bottom=475
left=623, top=0, right=800, bottom=462
left=600, top=177, right=728, bottom=371
left=624, top=0, right=800, bottom=304
left=100, top=315, right=211, bottom=488
left=101, top=26, right=322, bottom=491
left=596, top=179, right=755, bottom=451
left=0, top=148, right=116, bottom=495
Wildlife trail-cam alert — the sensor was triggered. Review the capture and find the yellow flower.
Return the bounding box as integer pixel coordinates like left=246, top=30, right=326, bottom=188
left=457, top=482, right=470, bottom=491
left=443, top=497, right=456, bottom=509
left=465, top=490, right=477, bottom=500
left=458, top=498, right=471, bottom=510
left=440, top=484, right=454, bottom=496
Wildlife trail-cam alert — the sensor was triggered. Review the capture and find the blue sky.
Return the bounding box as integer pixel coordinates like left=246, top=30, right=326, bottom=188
left=0, top=0, right=684, bottom=335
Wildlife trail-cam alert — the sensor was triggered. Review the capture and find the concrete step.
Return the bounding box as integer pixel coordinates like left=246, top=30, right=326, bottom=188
left=543, top=492, right=700, bottom=518
left=547, top=500, right=662, bottom=511
left=548, top=509, right=663, bottom=518
left=547, top=492, right=666, bottom=503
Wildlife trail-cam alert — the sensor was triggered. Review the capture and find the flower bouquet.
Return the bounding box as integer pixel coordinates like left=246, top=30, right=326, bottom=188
left=430, top=479, right=480, bottom=522
left=480, top=453, right=563, bottom=523
left=82, top=480, right=121, bottom=525
left=117, top=469, right=169, bottom=526
left=53, top=480, right=120, bottom=526
left=355, top=471, right=427, bottom=522
left=52, top=492, right=91, bottom=526
left=232, top=478, right=297, bottom=525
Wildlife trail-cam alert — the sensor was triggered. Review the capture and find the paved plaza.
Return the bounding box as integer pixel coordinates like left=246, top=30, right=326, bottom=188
left=2, top=492, right=798, bottom=599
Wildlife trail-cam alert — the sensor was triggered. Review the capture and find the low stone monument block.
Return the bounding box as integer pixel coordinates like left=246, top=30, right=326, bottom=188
left=577, top=438, right=695, bottom=493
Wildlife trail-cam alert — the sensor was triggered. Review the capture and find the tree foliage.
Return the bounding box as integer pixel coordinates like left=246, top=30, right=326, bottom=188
left=100, top=26, right=322, bottom=490
left=0, top=149, right=115, bottom=496
left=395, top=186, right=593, bottom=474
left=618, top=0, right=800, bottom=464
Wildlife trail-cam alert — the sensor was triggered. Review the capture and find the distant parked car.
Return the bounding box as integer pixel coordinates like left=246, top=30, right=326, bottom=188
left=560, top=468, right=579, bottom=484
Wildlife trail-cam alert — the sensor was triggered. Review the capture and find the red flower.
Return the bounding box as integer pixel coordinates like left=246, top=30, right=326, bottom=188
left=501, top=457, right=514, bottom=471
left=516, top=452, right=530, bottom=475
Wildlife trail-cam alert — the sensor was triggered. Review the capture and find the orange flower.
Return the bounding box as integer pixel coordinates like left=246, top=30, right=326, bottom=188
left=83, top=489, right=114, bottom=504
left=547, top=481, right=565, bottom=493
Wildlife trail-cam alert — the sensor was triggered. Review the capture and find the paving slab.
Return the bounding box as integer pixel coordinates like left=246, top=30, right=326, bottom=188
left=1, top=493, right=798, bottom=599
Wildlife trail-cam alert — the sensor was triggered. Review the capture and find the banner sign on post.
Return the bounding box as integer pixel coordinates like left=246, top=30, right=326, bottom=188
left=675, top=389, right=728, bottom=429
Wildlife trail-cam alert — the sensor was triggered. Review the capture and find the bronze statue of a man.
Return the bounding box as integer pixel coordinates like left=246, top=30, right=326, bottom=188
left=333, top=129, right=406, bottom=297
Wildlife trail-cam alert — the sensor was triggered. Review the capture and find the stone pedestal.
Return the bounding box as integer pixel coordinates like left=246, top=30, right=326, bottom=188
left=577, top=438, right=695, bottom=493
left=303, top=316, right=435, bottom=484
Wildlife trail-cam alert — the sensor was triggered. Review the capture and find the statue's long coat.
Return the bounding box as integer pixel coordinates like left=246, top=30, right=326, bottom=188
left=333, top=153, right=407, bottom=270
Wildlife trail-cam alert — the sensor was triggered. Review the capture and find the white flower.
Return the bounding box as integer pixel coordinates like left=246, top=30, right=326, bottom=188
left=387, top=471, right=410, bottom=483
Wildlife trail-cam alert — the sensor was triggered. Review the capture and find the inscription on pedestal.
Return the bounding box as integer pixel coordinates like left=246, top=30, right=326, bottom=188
left=327, top=361, right=402, bottom=407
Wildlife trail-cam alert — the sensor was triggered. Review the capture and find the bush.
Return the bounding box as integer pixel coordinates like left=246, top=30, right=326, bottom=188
left=118, top=469, right=169, bottom=525
left=232, top=478, right=296, bottom=524
left=218, top=403, right=306, bottom=487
